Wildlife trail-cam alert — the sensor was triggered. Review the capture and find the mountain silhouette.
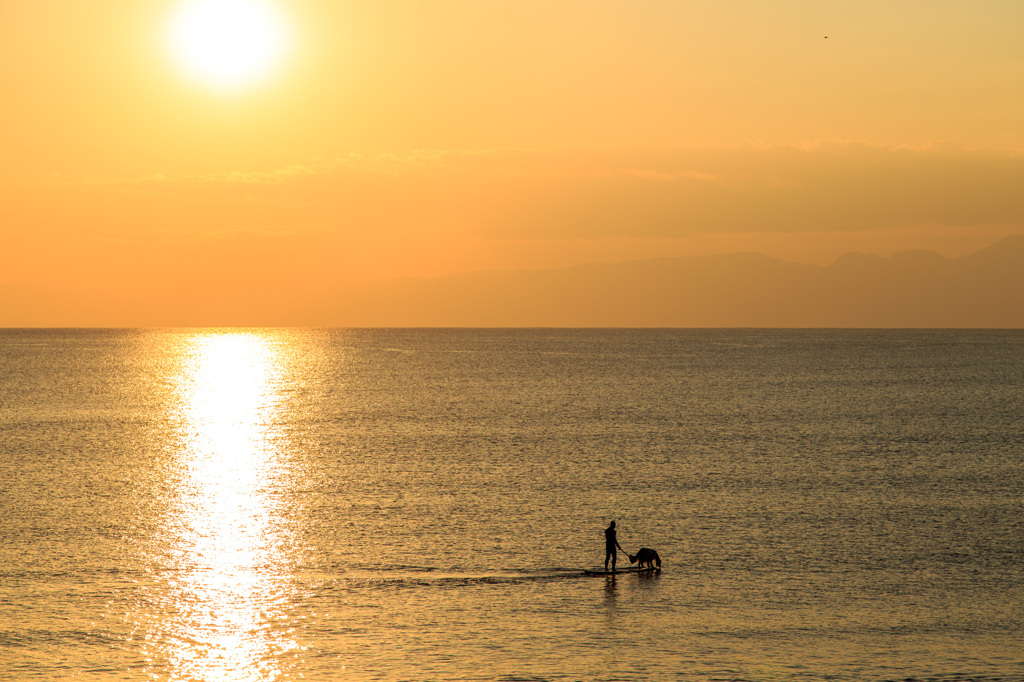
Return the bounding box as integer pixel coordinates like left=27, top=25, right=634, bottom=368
left=324, top=234, right=1024, bottom=327
left=3, top=235, right=1022, bottom=327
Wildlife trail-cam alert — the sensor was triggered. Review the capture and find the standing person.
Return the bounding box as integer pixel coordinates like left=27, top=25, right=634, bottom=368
left=605, top=520, right=625, bottom=571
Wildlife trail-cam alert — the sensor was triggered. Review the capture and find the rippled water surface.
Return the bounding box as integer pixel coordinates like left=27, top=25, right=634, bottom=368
left=1, top=328, right=1022, bottom=681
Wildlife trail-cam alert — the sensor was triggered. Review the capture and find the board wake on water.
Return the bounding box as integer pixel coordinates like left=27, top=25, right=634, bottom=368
left=582, top=566, right=660, bottom=576
left=298, top=565, right=659, bottom=588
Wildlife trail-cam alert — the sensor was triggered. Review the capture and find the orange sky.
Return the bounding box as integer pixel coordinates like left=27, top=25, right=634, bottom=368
left=2, top=0, right=1023, bottom=325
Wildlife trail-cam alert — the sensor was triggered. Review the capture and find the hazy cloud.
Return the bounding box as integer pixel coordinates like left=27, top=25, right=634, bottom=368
left=7, top=141, right=1024, bottom=293
left=50, top=141, right=1024, bottom=242
left=478, top=142, right=1024, bottom=238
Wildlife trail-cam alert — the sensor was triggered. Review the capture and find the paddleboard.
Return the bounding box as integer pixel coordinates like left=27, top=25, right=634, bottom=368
left=582, top=566, right=657, bottom=576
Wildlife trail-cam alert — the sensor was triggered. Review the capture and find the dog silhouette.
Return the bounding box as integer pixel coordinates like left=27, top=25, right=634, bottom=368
left=629, top=548, right=661, bottom=569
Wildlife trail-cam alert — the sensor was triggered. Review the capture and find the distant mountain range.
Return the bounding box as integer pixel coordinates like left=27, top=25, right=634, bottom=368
left=323, top=234, right=1024, bottom=327
left=3, top=234, right=1023, bottom=327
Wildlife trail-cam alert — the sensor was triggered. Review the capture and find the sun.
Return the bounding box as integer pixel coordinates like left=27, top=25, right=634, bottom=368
left=166, top=0, right=290, bottom=92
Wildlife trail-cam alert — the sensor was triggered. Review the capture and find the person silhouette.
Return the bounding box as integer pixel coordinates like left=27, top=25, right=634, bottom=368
left=605, top=520, right=625, bottom=571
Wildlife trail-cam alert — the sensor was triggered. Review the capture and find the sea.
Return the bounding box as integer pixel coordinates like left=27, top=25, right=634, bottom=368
left=1, top=328, right=1022, bottom=682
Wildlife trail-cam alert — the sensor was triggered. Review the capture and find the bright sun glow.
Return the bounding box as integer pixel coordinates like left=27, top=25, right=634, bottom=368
left=167, top=0, right=290, bottom=91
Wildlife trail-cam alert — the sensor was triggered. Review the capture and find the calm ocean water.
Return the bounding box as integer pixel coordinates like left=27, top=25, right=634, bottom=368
left=1, top=328, right=1022, bottom=682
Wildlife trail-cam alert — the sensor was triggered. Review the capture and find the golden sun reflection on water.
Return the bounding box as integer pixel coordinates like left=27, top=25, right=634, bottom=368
left=163, top=332, right=296, bottom=681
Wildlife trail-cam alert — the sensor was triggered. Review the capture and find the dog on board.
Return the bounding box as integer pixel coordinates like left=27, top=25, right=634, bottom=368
left=628, top=547, right=661, bottom=570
